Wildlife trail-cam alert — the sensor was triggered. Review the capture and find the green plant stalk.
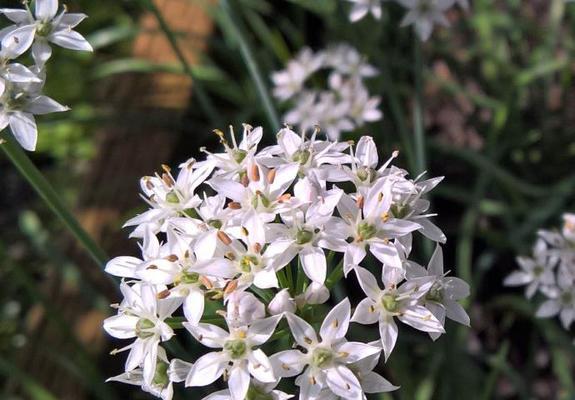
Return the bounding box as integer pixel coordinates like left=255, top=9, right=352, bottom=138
left=326, top=259, right=344, bottom=289
left=413, top=37, right=426, bottom=175
left=142, top=0, right=220, bottom=125
left=219, top=0, right=281, bottom=131
left=1, top=134, right=108, bottom=270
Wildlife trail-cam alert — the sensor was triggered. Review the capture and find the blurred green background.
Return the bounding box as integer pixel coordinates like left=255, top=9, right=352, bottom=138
left=1, top=0, right=575, bottom=399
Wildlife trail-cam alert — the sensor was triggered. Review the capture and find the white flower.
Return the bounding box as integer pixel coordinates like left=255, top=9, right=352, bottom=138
left=103, top=283, right=182, bottom=383
left=0, top=0, right=92, bottom=66
left=272, top=48, right=323, bottom=101
left=351, top=267, right=444, bottom=360
left=107, top=347, right=183, bottom=400
left=0, top=77, right=68, bottom=150
left=504, top=239, right=556, bottom=299
left=346, top=0, right=383, bottom=22
left=272, top=299, right=381, bottom=399
left=296, top=282, right=331, bottom=307
left=406, top=245, right=470, bottom=340
left=398, top=0, right=454, bottom=41
left=226, top=291, right=266, bottom=328
left=535, top=269, right=575, bottom=330
left=333, top=177, right=421, bottom=275
left=184, top=314, right=281, bottom=400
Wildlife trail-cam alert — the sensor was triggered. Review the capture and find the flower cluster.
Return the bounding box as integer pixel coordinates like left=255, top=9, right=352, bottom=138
left=271, top=44, right=382, bottom=140
left=505, top=214, right=575, bottom=332
left=0, top=0, right=92, bottom=151
left=346, top=0, right=469, bottom=41
left=103, top=126, right=470, bottom=399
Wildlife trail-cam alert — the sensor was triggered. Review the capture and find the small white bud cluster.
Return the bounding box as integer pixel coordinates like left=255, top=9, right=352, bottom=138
left=271, top=44, right=382, bottom=140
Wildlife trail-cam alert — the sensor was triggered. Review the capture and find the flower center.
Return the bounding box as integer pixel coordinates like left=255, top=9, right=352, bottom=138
left=36, top=22, right=53, bottom=37
left=239, top=255, right=259, bottom=273
left=381, top=293, right=399, bottom=313
left=292, top=149, right=311, bottom=165
left=233, top=149, right=248, bottom=164
left=208, top=219, right=223, bottom=229
left=166, top=191, right=179, bottom=204
left=533, top=266, right=544, bottom=277
left=357, top=221, right=377, bottom=241
left=312, top=347, right=334, bottom=368
left=224, top=339, right=247, bottom=359
left=390, top=203, right=410, bottom=219
left=426, top=283, right=443, bottom=303
left=180, top=271, right=199, bottom=284
left=136, top=318, right=156, bottom=339
left=295, top=229, right=314, bottom=245
left=357, top=167, right=376, bottom=183
left=561, top=292, right=573, bottom=305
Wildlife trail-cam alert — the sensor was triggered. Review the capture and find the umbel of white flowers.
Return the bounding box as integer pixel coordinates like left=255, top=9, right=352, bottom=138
left=271, top=44, right=382, bottom=141
left=345, top=0, right=469, bottom=41
left=505, top=214, right=575, bottom=332
left=103, top=125, right=471, bottom=400
left=0, top=0, right=92, bottom=151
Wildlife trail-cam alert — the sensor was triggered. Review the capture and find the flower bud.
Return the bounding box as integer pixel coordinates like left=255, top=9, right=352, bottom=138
left=296, top=282, right=330, bottom=307
left=226, top=291, right=265, bottom=327
left=268, top=289, right=296, bottom=315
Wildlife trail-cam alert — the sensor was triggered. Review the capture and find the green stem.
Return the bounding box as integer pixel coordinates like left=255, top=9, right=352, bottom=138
left=413, top=37, right=426, bottom=175
left=218, top=0, right=281, bottom=131
left=142, top=0, right=220, bottom=125
left=326, top=258, right=344, bottom=289
left=1, top=135, right=108, bottom=270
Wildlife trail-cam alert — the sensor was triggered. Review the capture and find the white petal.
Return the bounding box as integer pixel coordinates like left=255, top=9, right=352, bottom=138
left=32, top=39, right=52, bottom=67
left=356, top=136, right=378, bottom=168
left=370, top=241, right=402, bottom=270
left=0, top=9, right=30, bottom=24
left=325, top=365, right=363, bottom=399
left=183, top=289, right=205, bottom=325
left=320, top=298, right=350, bottom=343
left=285, top=312, right=318, bottom=348
left=186, top=352, right=227, bottom=387
left=398, top=305, right=445, bottom=333
left=169, top=359, right=193, bottom=383
left=253, top=267, right=279, bottom=289
left=105, top=256, right=141, bottom=278
left=350, top=297, right=379, bottom=325
left=49, top=30, right=93, bottom=52
left=444, top=300, right=470, bottom=326
left=379, top=317, right=398, bottom=361
left=427, top=245, right=444, bottom=276
left=503, top=271, right=532, bottom=287
left=361, top=371, right=399, bottom=393
left=270, top=350, right=306, bottom=378
left=417, top=218, right=446, bottom=243
left=536, top=300, right=561, bottom=318
left=184, top=322, right=228, bottom=348
left=248, top=315, right=282, bottom=346
left=248, top=348, right=275, bottom=383
left=336, top=341, right=380, bottom=364
left=103, top=314, right=138, bottom=339
left=1, top=24, right=35, bottom=59
left=10, top=112, right=37, bottom=151
left=228, top=366, right=250, bottom=400
left=354, top=267, right=381, bottom=300
left=35, top=0, right=58, bottom=20
left=300, top=246, right=327, bottom=284
left=26, top=95, right=68, bottom=114
left=277, top=128, right=302, bottom=156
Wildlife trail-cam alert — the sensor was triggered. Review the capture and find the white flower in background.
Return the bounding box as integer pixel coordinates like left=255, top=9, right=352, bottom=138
left=398, top=0, right=453, bottom=41
left=0, top=0, right=92, bottom=66
left=504, top=239, right=556, bottom=299
left=351, top=267, right=444, bottom=360
left=103, top=283, right=182, bottom=385
left=345, top=0, right=383, bottom=22
left=272, top=45, right=381, bottom=140
left=184, top=314, right=281, bottom=399
left=272, top=299, right=382, bottom=399
left=506, top=213, right=575, bottom=335
left=103, top=129, right=468, bottom=398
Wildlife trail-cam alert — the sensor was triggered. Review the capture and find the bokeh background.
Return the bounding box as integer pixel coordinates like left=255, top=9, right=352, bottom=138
left=1, top=0, right=575, bottom=399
